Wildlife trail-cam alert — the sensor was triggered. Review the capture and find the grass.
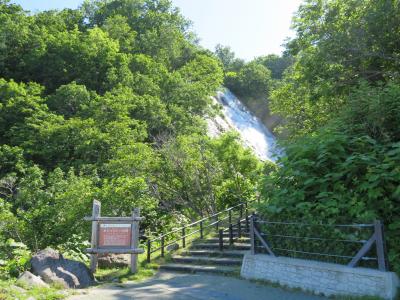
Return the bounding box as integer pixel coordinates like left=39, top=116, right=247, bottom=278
left=0, top=279, right=71, bottom=300
left=93, top=248, right=174, bottom=284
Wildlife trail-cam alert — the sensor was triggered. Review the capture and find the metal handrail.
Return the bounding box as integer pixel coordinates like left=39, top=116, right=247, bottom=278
left=259, top=233, right=368, bottom=244
left=250, top=214, right=388, bottom=271
left=149, top=202, right=246, bottom=243
left=254, top=220, right=374, bottom=228
left=146, top=201, right=252, bottom=262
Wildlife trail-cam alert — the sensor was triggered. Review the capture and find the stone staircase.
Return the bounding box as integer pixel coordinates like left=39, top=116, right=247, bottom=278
left=160, top=229, right=251, bottom=276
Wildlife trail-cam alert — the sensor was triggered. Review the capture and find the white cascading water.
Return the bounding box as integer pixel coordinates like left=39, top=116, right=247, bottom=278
left=207, top=88, right=280, bottom=162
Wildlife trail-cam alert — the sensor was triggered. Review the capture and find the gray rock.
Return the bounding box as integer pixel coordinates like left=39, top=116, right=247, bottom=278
left=30, top=248, right=95, bottom=289
left=98, top=254, right=130, bottom=268
left=17, top=271, right=49, bottom=288
left=166, top=243, right=179, bottom=252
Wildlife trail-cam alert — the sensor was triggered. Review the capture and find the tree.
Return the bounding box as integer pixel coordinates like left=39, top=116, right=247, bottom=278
left=255, top=54, right=293, bottom=80
left=260, top=0, right=400, bottom=274
left=0, top=0, right=256, bottom=264
left=47, top=82, right=92, bottom=118
left=0, top=79, right=47, bottom=144
left=214, top=44, right=245, bottom=73
left=271, top=0, right=400, bottom=138
left=226, top=61, right=272, bottom=100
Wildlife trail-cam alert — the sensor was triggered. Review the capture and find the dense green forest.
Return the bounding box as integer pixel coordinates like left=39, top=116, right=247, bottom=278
left=0, top=0, right=262, bottom=279
left=259, top=0, right=400, bottom=274
left=0, top=0, right=399, bottom=286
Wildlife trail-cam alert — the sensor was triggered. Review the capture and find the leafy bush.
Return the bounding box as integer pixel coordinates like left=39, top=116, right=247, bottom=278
left=259, top=125, right=400, bottom=273
left=56, top=234, right=91, bottom=263
left=0, top=239, right=31, bottom=279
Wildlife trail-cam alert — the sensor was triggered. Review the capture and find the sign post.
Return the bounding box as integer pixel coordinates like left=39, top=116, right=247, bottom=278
left=89, top=200, right=101, bottom=272
left=85, top=200, right=144, bottom=273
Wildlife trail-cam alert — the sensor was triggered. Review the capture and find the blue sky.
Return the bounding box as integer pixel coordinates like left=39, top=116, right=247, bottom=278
left=12, top=0, right=302, bottom=61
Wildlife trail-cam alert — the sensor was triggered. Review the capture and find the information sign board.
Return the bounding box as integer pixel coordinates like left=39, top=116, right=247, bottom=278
left=98, top=224, right=132, bottom=247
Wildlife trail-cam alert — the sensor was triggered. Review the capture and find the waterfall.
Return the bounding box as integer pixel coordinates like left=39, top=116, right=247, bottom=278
left=207, top=88, right=280, bottom=162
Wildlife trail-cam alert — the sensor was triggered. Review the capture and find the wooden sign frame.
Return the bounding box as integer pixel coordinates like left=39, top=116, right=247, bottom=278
left=84, top=200, right=144, bottom=273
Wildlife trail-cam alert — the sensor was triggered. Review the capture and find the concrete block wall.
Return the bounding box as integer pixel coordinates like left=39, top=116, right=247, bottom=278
left=241, top=253, right=399, bottom=299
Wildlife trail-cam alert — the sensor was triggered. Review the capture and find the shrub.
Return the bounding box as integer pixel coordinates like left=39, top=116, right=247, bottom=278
left=0, top=239, right=31, bottom=279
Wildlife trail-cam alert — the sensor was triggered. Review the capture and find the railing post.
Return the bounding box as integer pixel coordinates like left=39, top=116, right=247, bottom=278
left=238, top=219, right=242, bottom=238
left=147, top=240, right=151, bottom=263
left=182, top=226, right=186, bottom=248
left=245, top=202, right=249, bottom=231
left=219, top=229, right=224, bottom=252
left=229, top=224, right=233, bottom=245
left=229, top=209, right=232, bottom=225
left=374, top=220, right=388, bottom=271
left=250, top=214, right=255, bottom=255
left=200, top=221, right=204, bottom=239
left=216, top=215, right=219, bottom=233
left=240, top=204, right=243, bottom=219
left=161, top=236, right=165, bottom=258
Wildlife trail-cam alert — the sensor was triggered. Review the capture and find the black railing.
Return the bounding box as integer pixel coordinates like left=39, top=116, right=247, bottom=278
left=249, top=214, right=389, bottom=271
left=146, top=201, right=251, bottom=262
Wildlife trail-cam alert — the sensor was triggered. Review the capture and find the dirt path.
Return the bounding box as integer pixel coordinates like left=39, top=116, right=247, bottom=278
left=69, top=271, right=326, bottom=300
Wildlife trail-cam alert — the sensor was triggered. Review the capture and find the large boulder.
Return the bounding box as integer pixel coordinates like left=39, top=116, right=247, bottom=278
left=98, top=254, right=130, bottom=268
left=30, top=248, right=95, bottom=289
left=17, top=271, right=49, bottom=288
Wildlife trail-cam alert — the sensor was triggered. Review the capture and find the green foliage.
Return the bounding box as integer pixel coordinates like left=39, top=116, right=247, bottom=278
left=254, top=54, right=294, bottom=80
left=235, top=62, right=271, bottom=99
left=215, top=47, right=291, bottom=127
left=260, top=0, right=400, bottom=275
left=261, top=82, right=400, bottom=272
left=342, top=81, right=400, bottom=142
left=214, top=44, right=245, bottom=73
left=224, top=61, right=272, bottom=110
left=0, top=79, right=46, bottom=144
left=270, top=0, right=400, bottom=138
left=155, top=133, right=261, bottom=217
left=0, top=0, right=257, bottom=279
left=56, top=234, right=91, bottom=263
left=0, top=239, right=31, bottom=279
left=0, top=278, right=68, bottom=300
left=47, top=82, right=93, bottom=118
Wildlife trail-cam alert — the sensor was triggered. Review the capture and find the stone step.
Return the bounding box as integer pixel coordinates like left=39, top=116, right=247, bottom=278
left=221, top=232, right=250, bottom=237
left=220, top=229, right=250, bottom=233
left=204, top=237, right=250, bottom=243
left=159, top=264, right=239, bottom=275
left=183, top=249, right=247, bottom=258
left=191, top=242, right=251, bottom=250
left=171, top=255, right=242, bottom=266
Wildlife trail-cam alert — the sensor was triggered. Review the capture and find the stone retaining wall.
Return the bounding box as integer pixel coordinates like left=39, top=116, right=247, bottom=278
left=241, top=253, right=399, bottom=299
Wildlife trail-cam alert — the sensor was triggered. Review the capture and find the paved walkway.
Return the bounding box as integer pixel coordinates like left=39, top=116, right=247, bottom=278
left=69, top=271, right=327, bottom=300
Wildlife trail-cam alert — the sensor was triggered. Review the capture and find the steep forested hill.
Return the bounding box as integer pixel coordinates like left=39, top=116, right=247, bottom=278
left=0, top=0, right=262, bottom=276
left=258, top=0, right=400, bottom=274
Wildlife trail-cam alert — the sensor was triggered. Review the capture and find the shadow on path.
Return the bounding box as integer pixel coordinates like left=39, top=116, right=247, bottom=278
left=69, top=271, right=327, bottom=300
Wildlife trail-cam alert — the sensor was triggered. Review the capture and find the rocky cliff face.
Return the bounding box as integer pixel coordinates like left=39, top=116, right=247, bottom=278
left=239, top=97, right=283, bottom=135
left=206, top=88, right=280, bottom=162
